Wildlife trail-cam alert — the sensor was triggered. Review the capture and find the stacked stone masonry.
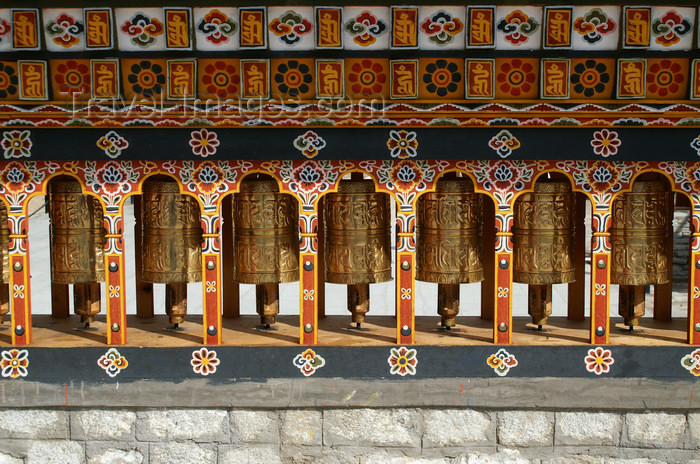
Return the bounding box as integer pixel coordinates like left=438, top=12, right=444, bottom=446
left=0, top=409, right=698, bottom=463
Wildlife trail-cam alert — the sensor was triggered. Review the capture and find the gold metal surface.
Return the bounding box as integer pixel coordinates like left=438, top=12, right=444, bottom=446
left=141, top=178, right=202, bottom=284
left=324, top=179, right=392, bottom=285
left=232, top=178, right=299, bottom=285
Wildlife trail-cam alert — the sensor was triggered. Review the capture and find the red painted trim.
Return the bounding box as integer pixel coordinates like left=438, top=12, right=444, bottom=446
left=591, top=252, right=610, bottom=345
left=9, top=254, right=30, bottom=346
left=106, top=254, right=126, bottom=345
left=397, top=252, right=414, bottom=345
left=495, top=252, right=511, bottom=345
left=203, top=253, right=222, bottom=345
left=301, top=252, right=317, bottom=345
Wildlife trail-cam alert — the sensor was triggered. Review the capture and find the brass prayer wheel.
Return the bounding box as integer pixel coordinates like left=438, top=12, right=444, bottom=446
left=416, top=177, right=484, bottom=328
left=48, top=178, right=106, bottom=324
left=232, top=176, right=299, bottom=327
left=513, top=179, right=576, bottom=327
left=610, top=180, right=671, bottom=328
left=0, top=202, right=10, bottom=322
left=141, top=176, right=202, bottom=325
left=324, top=178, right=392, bottom=326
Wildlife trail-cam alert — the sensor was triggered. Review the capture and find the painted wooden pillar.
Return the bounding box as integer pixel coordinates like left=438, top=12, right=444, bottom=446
left=104, top=210, right=127, bottom=345
left=8, top=212, right=31, bottom=346
left=396, top=210, right=415, bottom=344
left=201, top=212, right=222, bottom=345
left=688, top=204, right=700, bottom=344
left=590, top=208, right=611, bottom=345
left=493, top=207, right=513, bottom=344
left=299, top=210, right=318, bottom=345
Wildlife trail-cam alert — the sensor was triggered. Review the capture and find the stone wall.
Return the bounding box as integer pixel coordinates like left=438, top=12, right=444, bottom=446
left=0, top=408, right=699, bottom=464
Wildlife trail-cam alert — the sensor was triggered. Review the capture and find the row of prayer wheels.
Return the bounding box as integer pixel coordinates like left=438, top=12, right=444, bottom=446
left=4, top=174, right=673, bottom=330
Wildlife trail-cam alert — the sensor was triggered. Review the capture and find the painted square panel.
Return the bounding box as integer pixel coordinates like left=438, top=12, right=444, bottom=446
left=270, top=58, right=315, bottom=100
left=466, top=6, right=495, bottom=48
left=345, top=58, right=389, bottom=98
left=419, top=58, right=464, bottom=99
left=691, top=59, right=700, bottom=100
left=12, top=9, right=41, bottom=50
left=164, top=8, right=192, bottom=50
left=543, top=6, right=572, bottom=49
left=18, top=60, right=48, bottom=100
left=91, top=59, right=120, bottom=100
left=239, top=7, right=266, bottom=49
left=268, top=7, right=314, bottom=51
left=391, top=6, right=419, bottom=49
left=465, top=59, right=494, bottom=99
left=316, top=59, right=344, bottom=98
left=194, top=7, right=238, bottom=51
left=0, top=61, right=19, bottom=101
left=646, top=58, right=688, bottom=99
left=572, top=5, right=620, bottom=50
left=570, top=58, right=615, bottom=99
left=43, top=8, right=85, bottom=51
left=0, top=10, right=11, bottom=52
left=649, top=6, right=694, bottom=51
left=343, top=7, right=390, bottom=50
left=418, top=6, right=465, bottom=50
left=115, top=8, right=166, bottom=51
left=121, top=58, right=167, bottom=100
left=390, top=60, right=418, bottom=99
left=495, top=6, right=542, bottom=50
left=541, top=59, right=570, bottom=99
left=198, top=59, right=240, bottom=100
left=240, top=59, right=269, bottom=98
left=167, top=59, right=196, bottom=100
left=84, top=8, right=114, bottom=50
left=495, top=58, right=539, bottom=99
left=50, top=59, right=91, bottom=99
left=622, top=6, right=651, bottom=49
left=616, top=59, right=646, bottom=99
left=315, top=7, right=343, bottom=48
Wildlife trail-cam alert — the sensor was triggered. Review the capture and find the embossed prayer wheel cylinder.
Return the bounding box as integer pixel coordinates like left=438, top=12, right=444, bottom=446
left=324, top=178, right=392, bottom=326
left=0, top=202, right=10, bottom=322
left=141, top=176, right=202, bottom=325
left=610, top=180, right=671, bottom=328
left=232, top=176, right=299, bottom=327
left=513, top=179, right=576, bottom=327
left=48, top=178, right=106, bottom=324
left=416, top=177, right=484, bottom=328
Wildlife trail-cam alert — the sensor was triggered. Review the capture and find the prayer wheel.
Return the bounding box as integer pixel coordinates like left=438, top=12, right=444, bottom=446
left=232, top=176, right=299, bottom=327
left=141, top=177, right=202, bottom=326
left=610, top=180, right=671, bottom=328
left=513, top=179, right=576, bottom=328
left=0, top=203, right=11, bottom=323
left=324, top=178, right=392, bottom=327
left=416, top=177, right=483, bottom=329
left=48, top=178, right=106, bottom=325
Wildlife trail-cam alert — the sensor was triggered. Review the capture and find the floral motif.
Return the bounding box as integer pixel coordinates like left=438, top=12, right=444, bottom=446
left=197, top=9, right=237, bottom=45
left=206, top=281, right=216, bottom=292
left=388, top=346, right=417, bottom=376
left=287, top=161, right=328, bottom=194
left=303, top=289, right=314, bottom=300
left=46, top=13, right=84, bottom=48
left=191, top=347, right=220, bottom=376
left=422, top=60, right=461, bottom=97
left=293, top=348, right=326, bottom=376
left=12, top=285, right=24, bottom=298
left=420, top=11, right=464, bottom=46
left=348, top=60, right=387, bottom=96
left=54, top=60, right=90, bottom=95
left=694, top=286, right=700, bottom=299
left=345, top=11, right=387, bottom=46
left=577, top=161, right=627, bottom=193
left=691, top=136, right=700, bottom=156
left=497, top=59, right=536, bottom=97
left=496, top=10, right=539, bottom=46
left=584, top=347, right=614, bottom=375
left=96, top=131, right=129, bottom=159
left=651, top=11, right=692, bottom=46
left=202, top=61, right=239, bottom=98
left=108, top=285, right=120, bottom=298
left=0, top=62, right=18, bottom=99
left=0, top=18, right=10, bottom=44
left=591, top=129, right=621, bottom=157
left=0, top=162, right=32, bottom=194
left=646, top=60, right=685, bottom=97
left=573, top=8, right=616, bottom=44
left=1, top=130, right=32, bottom=159
left=479, top=161, right=532, bottom=192
left=497, top=287, right=508, bottom=298
left=93, top=161, right=130, bottom=194
left=294, top=131, right=326, bottom=158
left=387, top=130, right=418, bottom=159
left=489, top=130, right=521, bottom=159
left=571, top=60, right=610, bottom=98
left=595, top=283, right=606, bottom=295
left=189, top=129, right=219, bottom=157
left=681, top=349, right=700, bottom=376
left=274, top=60, right=313, bottom=97
left=127, top=61, right=165, bottom=98
left=681, top=164, right=700, bottom=192
left=121, top=13, right=164, bottom=48
left=269, top=10, right=313, bottom=45
left=97, top=348, right=128, bottom=377
left=401, top=288, right=411, bottom=299
left=487, top=348, right=518, bottom=376
left=0, top=349, right=28, bottom=378
left=388, top=160, right=424, bottom=192
left=191, top=161, right=225, bottom=194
